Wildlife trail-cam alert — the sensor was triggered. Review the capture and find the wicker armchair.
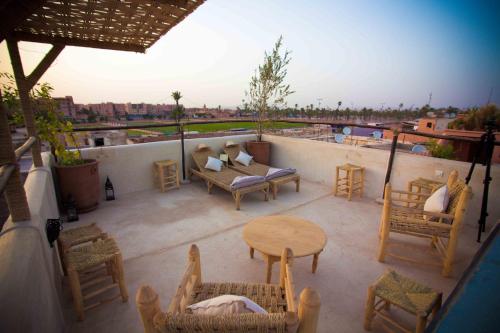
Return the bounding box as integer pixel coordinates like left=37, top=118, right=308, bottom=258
left=136, top=245, right=321, bottom=333
left=377, top=174, right=471, bottom=277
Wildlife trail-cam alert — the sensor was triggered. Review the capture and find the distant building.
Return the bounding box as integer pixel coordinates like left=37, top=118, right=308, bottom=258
left=54, top=96, right=77, bottom=119
left=442, top=129, right=500, bottom=164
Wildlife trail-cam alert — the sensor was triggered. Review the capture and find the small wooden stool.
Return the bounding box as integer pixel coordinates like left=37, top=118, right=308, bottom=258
left=65, top=237, right=128, bottom=320
left=334, top=163, right=365, bottom=200
left=57, top=223, right=105, bottom=274
left=364, top=270, right=442, bottom=333
left=154, top=160, right=180, bottom=192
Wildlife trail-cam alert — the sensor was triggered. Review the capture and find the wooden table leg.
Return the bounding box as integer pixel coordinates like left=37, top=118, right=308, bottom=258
left=249, top=247, right=254, bottom=259
left=312, top=252, right=320, bottom=273
left=265, top=255, right=276, bottom=283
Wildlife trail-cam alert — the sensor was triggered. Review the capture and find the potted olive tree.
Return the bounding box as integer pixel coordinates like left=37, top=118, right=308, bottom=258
left=1, top=73, right=100, bottom=213
left=245, top=36, right=294, bottom=164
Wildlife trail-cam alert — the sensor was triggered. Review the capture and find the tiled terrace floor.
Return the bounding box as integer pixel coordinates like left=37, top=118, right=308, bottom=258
left=65, top=179, right=480, bottom=333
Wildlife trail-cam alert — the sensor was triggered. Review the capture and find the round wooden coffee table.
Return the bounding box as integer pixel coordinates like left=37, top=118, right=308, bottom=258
left=243, top=215, right=327, bottom=283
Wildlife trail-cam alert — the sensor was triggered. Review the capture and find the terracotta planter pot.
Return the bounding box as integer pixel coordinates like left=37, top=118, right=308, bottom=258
left=246, top=141, right=271, bottom=165
left=55, top=159, right=100, bottom=213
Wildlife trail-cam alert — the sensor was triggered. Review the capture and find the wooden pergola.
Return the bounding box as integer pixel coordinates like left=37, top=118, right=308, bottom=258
left=0, top=0, right=204, bottom=222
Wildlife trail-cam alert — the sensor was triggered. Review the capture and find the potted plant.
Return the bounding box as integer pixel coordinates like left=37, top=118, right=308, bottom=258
left=1, top=73, right=100, bottom=213
left=245, top=36, right=294, bottom=164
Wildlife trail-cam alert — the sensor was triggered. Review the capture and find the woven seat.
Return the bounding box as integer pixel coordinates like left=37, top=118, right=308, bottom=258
left=378, top=171, right=471, bottom=277
left=136, top=245, right=321, bottom=333
left=57, top=223, right=105, bottom=274
left=364, top=270, right=442, bottom=333
left=59, top=223, right=104, bottom=249
left=191, top=282, right=288, bottom=313
left=66, top=238, right=128, bottom=320
left=66, top=237, right=120, bottom=271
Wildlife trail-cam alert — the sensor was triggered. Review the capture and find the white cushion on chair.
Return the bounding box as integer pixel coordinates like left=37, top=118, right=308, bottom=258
left=424, top=185, right=449, bottom=214
left=235, top=151, right=253, bottom=166
left=205, top=156, right=223, bottom=172
left=187, top=295, right=267, bottom=315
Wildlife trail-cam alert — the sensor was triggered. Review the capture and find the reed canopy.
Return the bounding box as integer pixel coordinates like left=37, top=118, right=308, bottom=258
left=0, top=0, right=205, bottom=52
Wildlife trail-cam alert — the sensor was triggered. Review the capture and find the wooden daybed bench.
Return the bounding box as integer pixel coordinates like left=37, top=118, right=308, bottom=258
left=224, top=143, right=300, bottom=199
left=190, top=145, right=269, bottom=210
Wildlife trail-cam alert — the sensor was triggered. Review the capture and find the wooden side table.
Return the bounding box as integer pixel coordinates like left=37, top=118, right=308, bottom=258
left=154, top=160, right=180, bottom=192
left=243, top=215, right=327, bottom=283
left=407, top=178, right=444, bottom=194
left=334, top=163, right=365, bottom=201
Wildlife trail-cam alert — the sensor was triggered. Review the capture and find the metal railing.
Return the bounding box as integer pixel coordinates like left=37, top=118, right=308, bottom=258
left=0, top=116, right=484, bottom=241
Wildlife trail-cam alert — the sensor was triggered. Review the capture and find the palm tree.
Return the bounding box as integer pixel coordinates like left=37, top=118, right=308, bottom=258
left=171, top=91, right=184, bottom=131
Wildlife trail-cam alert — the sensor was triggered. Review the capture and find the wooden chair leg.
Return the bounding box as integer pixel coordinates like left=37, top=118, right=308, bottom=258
left=377, top=222, right=389, bottom=262
left=360, top=169, right=365, bottom=197
left=272, top=184, right=278, bottom=200
left=264, top=187, right=269, bottom=201
left=432, top=293, right=442, bottom=318
left=442, top=232, right=459, bottom=277
left=235, top=191, right=241, bottom=210
left=114, top=253, right=129, bottom=302
left=334, top=167, right=339, bottom=195
left=159, top=166, right=165, bottom=192
left=265, top=255, right=274, bottom=283
left=364, top=286, right=376, bottom=330
left=295, top=178, right=300, bottom=192
left=68, top=267, right=85, bottom=321
left=348, top=170, right=354, bottom=201
left=415, top=315, right=427, bottom=333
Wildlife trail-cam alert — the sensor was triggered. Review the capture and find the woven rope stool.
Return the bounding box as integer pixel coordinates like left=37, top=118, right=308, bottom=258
left=364, top=270, right=442, bottom=333
left=334, top=163, right=365, bottom=201
left=57, top=223, right=105, bottom=274
left=65, top=237, right=128, bottom=320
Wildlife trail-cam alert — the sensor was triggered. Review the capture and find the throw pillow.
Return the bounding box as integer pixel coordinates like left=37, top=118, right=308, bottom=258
left=205, top=156, right=223, bottom=172
left=235, top=151, right=253, bottom=166
left=423, top=185, right=449, bottom=215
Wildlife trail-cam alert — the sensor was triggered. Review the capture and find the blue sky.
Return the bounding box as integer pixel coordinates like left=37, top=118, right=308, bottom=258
left=0, top=0, right=499, bottom=109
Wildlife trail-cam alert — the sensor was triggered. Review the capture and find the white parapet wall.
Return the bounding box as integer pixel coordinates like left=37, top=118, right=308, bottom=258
left=0, top=154, right=65, bottom=333
left=263, top=134, right=500, bottom=227
left=81, top=134, right=257, bottom=199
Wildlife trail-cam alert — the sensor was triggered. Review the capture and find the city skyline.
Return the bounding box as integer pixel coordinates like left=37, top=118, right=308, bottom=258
left=0, top=0, right=499, bottom=109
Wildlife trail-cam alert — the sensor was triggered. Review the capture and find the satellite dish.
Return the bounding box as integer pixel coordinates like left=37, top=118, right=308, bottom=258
left=373, top=131, right=382, bottom=139
left=342, top=127, right=352, bottom=135
left=335, top=134, right=345, bottom=143
left=411, top=144, right=427, bottom=153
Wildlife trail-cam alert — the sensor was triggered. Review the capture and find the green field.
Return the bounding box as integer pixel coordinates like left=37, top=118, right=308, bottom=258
left=149, top=121, right=307, bottom=135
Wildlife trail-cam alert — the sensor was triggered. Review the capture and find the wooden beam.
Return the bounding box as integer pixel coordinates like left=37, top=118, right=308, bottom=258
left=11, top=31, right=146, bottom=53
left=0, top=92, right=30, bottom=221
left=5, top=38, right=43, bottom=167
left=26, top=44, right=65, bottom=90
